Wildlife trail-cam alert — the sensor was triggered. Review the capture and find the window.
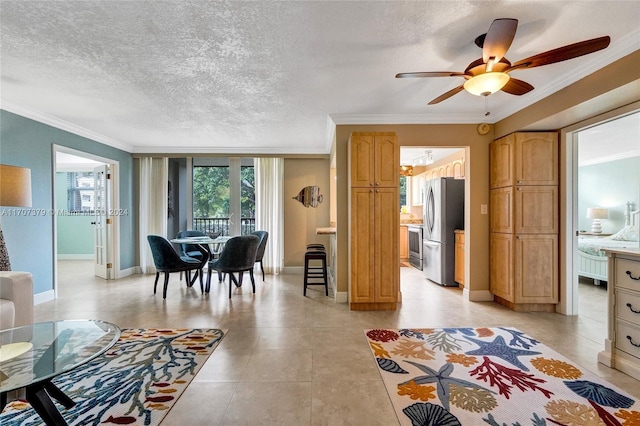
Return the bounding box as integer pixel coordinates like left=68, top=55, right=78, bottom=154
left=66, top=172, right=95, bottom=213
left=400, top=175, right=407, bottom=210
left=192, top=158, right=255, bottom=235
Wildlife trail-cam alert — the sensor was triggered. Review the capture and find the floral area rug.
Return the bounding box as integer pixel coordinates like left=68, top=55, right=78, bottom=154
left=365, top=327, right=640, bottom=425
left=1, top=328, right=225, bottom=426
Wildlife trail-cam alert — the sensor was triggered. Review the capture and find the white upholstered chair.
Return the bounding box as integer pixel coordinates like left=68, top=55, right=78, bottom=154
left=0, top=271, right=34, bottom=330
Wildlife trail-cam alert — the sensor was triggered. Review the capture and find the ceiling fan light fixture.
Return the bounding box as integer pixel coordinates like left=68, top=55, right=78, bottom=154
left=463, top=72, right=510, bottom=96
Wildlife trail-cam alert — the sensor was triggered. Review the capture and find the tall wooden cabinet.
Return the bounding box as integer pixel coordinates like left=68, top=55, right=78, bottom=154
left=349, top=132, right=399, bottom=310
left=489, top=132, right=559, bottom=311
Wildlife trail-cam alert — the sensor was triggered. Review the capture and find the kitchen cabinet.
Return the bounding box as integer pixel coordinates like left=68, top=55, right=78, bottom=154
left=454, top=230, right=464, bottom=288
left=490, top=132, right=558, bottom=189
left=350, top=133, right=398, bottom=188
left=490, top=186, right=558, bottom=234
left=349, top=132, right=399, bottom=310
left=490, top=233, right=558, bottom=309
left=400, top=226, right=409, bottom=260
left=598, top=248, right=640, bottom=380
left=452, top=159, right=464, bottom=179
left=489, top=132, right=559, bottom=311
left=411, top=174, right=425, bottom=206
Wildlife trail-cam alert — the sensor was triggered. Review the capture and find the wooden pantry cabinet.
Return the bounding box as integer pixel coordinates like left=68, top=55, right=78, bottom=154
left=489, top=132, right=559, bottom=311
left=349, top=132, right=399, bottom=310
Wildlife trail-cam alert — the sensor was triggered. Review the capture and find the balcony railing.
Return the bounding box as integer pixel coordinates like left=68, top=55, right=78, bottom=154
left=193, top=217, right=255, bottom=236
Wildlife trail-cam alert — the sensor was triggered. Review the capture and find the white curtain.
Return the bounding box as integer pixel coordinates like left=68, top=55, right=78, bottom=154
left=255, top=158, right=284, bottom=275
left=139, top=157, right=168, bottom=274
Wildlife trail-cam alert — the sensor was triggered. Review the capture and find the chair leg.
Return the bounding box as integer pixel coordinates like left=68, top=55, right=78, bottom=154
left=323, top=257, right=328, bottom=296
left=189, top=269, right=199, bottom=287
left=238, top=271, right=244, bottom=287
left=163, top=272, right=170, bottom=299
left=206, top=267, right=212, bottom=293
left=154, top=272, right=160, bottom=294
left=228, top=273, right=235, bottom=298
left=260, top=260, right=265, bottom=281
left=199, top=269, right=204, bottom=294
left=303, top=256, right=309, bottom=296
left=249, top=269, right=256, bottom=293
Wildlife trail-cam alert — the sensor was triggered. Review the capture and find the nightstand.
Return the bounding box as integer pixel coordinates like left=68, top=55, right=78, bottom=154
left=579, top=232, right=613, bottom=238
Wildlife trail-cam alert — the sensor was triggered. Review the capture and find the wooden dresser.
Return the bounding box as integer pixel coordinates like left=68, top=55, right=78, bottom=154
left=598, top=247, right=640, bottom=380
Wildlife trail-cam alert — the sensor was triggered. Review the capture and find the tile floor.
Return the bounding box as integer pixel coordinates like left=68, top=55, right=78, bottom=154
left=39, top=261, right=639, bottom=425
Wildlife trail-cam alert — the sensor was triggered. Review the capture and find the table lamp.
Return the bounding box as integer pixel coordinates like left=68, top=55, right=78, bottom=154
left=0, top=164, right=32, bottom=271
left=586, top=207, right=608, bottom=233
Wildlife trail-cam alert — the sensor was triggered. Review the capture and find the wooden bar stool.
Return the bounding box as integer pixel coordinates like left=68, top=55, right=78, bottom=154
left=304, top=249, right=328, bottom=296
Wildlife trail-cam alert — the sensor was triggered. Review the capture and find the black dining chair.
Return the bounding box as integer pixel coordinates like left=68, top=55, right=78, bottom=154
left=176, top=230, right=208, bottom=260
left=251, top=230, right=269, bottom=281
left=175, top=229, right=221, bottom=284
left=207, top=235, right=259, bottom=298
left=147, top=235, right=206, bottom=298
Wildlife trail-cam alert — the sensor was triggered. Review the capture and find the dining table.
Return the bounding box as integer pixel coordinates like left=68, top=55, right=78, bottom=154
left=169, top=235, right=233, bottom=290
left=169, top=235, right=232, bottom=267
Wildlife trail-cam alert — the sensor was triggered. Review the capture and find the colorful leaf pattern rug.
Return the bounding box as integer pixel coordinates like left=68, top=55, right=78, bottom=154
left=365, top=327, right=640, bottom=425
left=1, top=328, right=225, bottom=426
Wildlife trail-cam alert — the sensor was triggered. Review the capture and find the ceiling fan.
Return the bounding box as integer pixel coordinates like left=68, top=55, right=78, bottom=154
left=396, top=18, right=610, bottom=105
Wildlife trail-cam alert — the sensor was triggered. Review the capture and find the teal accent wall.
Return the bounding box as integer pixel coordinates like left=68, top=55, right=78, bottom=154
left=0, top=110, right=135, bottom=295
left=55, top=172, right=94, bottom=256
left=578, top=156, right=640, bottom=233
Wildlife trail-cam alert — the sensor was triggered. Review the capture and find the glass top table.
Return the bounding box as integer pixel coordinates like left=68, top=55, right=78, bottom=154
left=0, top=320, right=120, bottom=425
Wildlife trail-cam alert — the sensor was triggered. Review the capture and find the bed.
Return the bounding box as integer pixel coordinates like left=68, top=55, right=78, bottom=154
left=578, top=202, right=639, bottom=285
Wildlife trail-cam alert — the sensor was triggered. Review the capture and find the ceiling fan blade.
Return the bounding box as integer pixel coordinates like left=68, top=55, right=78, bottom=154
left=396, top=71, right=466, bottom=78
left=483, top=18, right=518, bottom=65
left=428, top=85, right=465, bottom=105
left=501, top=78, right=534, bottom=95
left=510, top=36, right=611, bottom=70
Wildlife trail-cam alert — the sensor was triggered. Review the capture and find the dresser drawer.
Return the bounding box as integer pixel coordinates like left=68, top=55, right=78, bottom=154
left=615, top=258, right=640, bottom=291
left=615, top=320, right=640, bottom=360
left=616, top=290, right=640, bottom=326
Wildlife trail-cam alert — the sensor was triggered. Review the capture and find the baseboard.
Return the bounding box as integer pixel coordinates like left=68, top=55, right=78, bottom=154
left=464, top=289, right=494, bottom=302
left=34, top=289, right=55, bottom=305
left=57, top=254, right=94, bottom=260
left=117, top=266, right=139, bottom=278
left=283, top=266, right=304, bottom=274
left=334, top=291, right=348, bottom=303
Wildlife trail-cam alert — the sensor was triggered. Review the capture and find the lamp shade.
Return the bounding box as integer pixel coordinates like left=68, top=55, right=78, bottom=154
left=463, top=72, right=510, bottom=96
left=586, top=207, right=608, bottom=219
left=0, top=164, right=32, bottom=207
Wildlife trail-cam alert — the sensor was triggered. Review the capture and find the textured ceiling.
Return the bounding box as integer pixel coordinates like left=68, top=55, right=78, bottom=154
left=1, top=1, right=639, bottom=155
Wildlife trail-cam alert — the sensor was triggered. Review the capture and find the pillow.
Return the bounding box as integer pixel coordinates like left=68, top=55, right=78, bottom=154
left=610, top=225, right=639, bottom=242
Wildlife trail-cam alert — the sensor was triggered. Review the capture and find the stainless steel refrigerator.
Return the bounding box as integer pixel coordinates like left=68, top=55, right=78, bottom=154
left=422, top=177, right=465, bottom=286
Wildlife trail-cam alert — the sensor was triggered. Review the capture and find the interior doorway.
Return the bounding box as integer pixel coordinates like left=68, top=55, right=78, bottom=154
left=53, top=146, right=120, bottom=296
left=567, top=110, right=640, bottom=316
left=399, top=147, right=468, bottom=293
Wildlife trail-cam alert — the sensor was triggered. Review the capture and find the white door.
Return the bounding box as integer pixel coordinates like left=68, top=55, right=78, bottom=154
left=94, top=165, right=111, bottom=279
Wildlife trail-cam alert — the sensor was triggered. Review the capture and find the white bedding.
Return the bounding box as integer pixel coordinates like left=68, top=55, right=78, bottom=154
left=578, top=237, right=638, bottom=257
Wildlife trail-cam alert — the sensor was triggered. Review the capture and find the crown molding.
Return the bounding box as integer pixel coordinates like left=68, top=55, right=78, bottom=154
left=131, top=145, right=329, bottom=155
left=329, top=113, right=479, bottom=125
left=1, top=101, right=134, bottom=153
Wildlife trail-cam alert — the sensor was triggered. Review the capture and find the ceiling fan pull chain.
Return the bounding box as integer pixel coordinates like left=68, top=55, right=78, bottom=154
left=484, top=95, right=491, bottom=116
